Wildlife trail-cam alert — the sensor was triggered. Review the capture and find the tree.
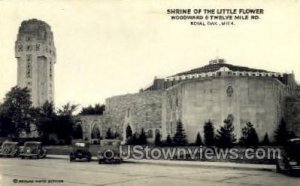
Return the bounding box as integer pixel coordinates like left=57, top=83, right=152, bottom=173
left=0, top=86, right=33, bottom=137
left=215, top=115, right=236, bottom=148
left=114, top=131, right=120, bottom=139
left=55, top=103, right=79, bottom=144
left=79, top=104, right=105, bottom=115
left=195, top=132, right=203, bottom=146
left=34, top=101, right=57, bottom=141
left=274, top=118, right=289, bottom=146
left=165, top=134, right=173, bottom=146
left=261, top=133, right=270, bottom=146
left=126, top=125, right=133, bottom=139
left=73, top=124, right=83, bottom=139
left=138, top=128, right=147, bottom=145
left=154, top=131, right=161, bottom=146
left=173, top=121, right=187, bottom=146
left=239, top=122, right=259, bottom=147
left=106, top=128, right=114, bottom=139
left=204, top=120, right=215, bottom=146
left=131, top=132, right=139, bottom=145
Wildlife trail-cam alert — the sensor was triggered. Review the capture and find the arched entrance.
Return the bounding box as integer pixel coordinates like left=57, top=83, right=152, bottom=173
left=91, top=124, right=101, bottom=144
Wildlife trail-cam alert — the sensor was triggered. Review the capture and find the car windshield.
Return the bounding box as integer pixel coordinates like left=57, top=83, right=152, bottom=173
left=112, top=142, right=120, bottom=146
left=2, top=143, right=15, bottom=148
left=101, top=141, right=119, bottom=146
left=24, top=143, right=39, bottom=148
left=75, top=143, right=86, bottom=147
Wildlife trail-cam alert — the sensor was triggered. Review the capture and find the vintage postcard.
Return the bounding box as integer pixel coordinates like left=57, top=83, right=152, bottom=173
left=0, top=0, right=299, bottom=185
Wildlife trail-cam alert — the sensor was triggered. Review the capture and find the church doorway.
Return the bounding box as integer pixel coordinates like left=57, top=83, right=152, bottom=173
left=91, top=125, right=101, bottom=144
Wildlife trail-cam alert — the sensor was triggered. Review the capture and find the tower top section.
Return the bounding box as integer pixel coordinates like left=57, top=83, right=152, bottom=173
left=17, top=19, right=53, bottom=42
left=15, top=19, right=56, bottom=63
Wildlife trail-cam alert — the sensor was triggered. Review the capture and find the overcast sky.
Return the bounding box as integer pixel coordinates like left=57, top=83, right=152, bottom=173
left=0, top=0, right=300, bottom=109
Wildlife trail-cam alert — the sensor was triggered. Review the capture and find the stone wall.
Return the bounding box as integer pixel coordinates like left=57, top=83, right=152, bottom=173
left=76, top=115, right=111, bottom=143
left=106, top=90, right=163, bottom=142
left=79, top=76, right=299, bottom=144
left=285, top=97, right=300, bottom=137
left=162, top=76, right=289, bottom=143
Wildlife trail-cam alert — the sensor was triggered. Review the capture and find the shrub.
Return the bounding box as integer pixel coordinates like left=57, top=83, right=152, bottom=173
left=173, top=121, right=187, bottom=146
left=195, top=132, right=203, bottom=146
left=154, top=131, right=161, bottom=146
left=261, top=133, right=270, bottom=146
left=216, top=116, right=236, bottom=148
left=204, top=120, right=215, bottom=146
left=239, top=122, right=259, bottom=147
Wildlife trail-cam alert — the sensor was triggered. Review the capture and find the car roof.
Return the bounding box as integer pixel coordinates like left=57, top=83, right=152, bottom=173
left=24, top=141, right=41, bottom=144
left=2, top=141, right=18, bottom=144
left=73, top=141, right=90, bottom=144
left=288, top=138, right=300, bottom=142
left=101, top=139, right=121, bottom=142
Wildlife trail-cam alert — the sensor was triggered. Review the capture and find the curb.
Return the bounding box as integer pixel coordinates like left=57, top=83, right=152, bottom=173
left=126, top=159, right=275, bottom=172
left=47, top=154, right=275, bottom=172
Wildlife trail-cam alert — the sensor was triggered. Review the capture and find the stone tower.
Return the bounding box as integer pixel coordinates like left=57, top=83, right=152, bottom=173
left=15, top=19, right=56, bottom=107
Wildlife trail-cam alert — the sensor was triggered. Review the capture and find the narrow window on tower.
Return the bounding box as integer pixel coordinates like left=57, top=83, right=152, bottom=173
left=49, top=61, right=52, bottom=78
left=26, top=55, right=32, bottom=78
left=26, top=45, right=32, bottom=51
left=36, top=44, right=40, bottom=51
left=18, top=44, right=23, bottom=52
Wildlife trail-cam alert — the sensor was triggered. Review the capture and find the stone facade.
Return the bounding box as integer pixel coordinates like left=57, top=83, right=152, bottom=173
left=79, top=91, right=163, bottom=143
left=285, top=97, right=300, bottom=137
left=76, top=115, right=111, bottom=144
left=15, top=19, right=56, bottom=107
left=79, top=59, right=300, bottom=143
left=106, top=91, right=163, bottom=142
left=162, top=76, right=288, bottom=142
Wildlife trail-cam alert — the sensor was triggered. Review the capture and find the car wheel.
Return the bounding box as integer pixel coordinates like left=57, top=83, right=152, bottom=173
left=21, top=156, right=24, bottom=159
left=98, top=159, right=103, bottom=164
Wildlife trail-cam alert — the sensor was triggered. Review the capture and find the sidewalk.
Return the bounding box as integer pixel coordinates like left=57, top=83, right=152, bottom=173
left=47, top=154, right=275, bottom=172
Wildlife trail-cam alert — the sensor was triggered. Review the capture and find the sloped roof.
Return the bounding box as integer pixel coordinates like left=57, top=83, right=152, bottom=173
left=172, top=60, right=271, bottom=77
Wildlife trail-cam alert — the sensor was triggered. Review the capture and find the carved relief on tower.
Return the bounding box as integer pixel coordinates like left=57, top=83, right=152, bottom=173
left=226, top=86, right=234, bottom=97
left=15, top=19, right=56, bottom=107
left=17, top=44, right=23, bottom=52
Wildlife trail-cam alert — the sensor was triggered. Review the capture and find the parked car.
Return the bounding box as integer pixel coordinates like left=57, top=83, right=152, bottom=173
left=0, top=141, right=20, bottom=157
left=98, top=139, right=122, bottom=164
left=276, top=138, right=300, bottom=175
left=19, top=141, right=47, bottom=159
left=69, top=141, right=91, bottom=162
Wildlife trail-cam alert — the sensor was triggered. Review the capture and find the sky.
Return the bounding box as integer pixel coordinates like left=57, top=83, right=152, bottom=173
left=0, top=0, right=300, bottom=110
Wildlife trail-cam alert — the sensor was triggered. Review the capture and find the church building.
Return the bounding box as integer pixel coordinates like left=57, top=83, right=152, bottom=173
left=79, top=59, right=300, bottom=143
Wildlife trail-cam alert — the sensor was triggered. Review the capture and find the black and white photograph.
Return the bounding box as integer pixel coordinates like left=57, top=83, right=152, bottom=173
left=0, top=0, right=300, bottom=185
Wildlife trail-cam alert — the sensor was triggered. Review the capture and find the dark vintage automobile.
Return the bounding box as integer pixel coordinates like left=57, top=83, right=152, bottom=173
left=19, top=141, right=47, bottom=159
left=69, top=141, right=92, bottom=162
left=276, top=138, right=300, bottom=175
left=98, top=139, right=122, bottom=164
left=0, top=141, right=20, bottom=157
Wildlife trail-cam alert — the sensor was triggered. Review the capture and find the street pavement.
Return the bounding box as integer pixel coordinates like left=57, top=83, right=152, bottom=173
left=0, top=158, right=299, bottom=186
left=47, top=154, right=275, bottom=172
